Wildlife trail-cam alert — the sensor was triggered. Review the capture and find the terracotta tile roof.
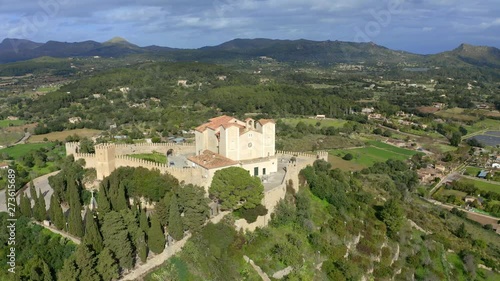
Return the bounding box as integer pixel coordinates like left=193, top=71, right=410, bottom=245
left=187, top=150, right=238, bottom=169
left=257, top=119, right=275, bottom=125
left=195, top=115, right=239, bottom=132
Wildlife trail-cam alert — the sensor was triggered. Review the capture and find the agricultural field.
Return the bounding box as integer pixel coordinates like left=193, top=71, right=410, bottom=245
left=464, top=118, right=500, bottom=135
left=0, top=142, right=59, bottom=159
left=277, top=135, right=363, bottom=152
left=280, top=117, right=347, bottom=128
left=329, top=141, right=421, bottom=170
left=464, top=166, right=483, bottom=177
left=29, top=128, right=102, bottom=142
left=434, top=108, right=479, bottom=122
left=0, top=130, right=24, bottom=147
left=36, top=85, right=61, bottom=92
left=0, top=119, right=25, bottom=128
left=460, top=178, right=500, bottom=193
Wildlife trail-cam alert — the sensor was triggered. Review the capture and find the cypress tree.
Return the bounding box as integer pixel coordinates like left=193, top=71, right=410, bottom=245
left=20, top=193, right=32, bottom=218
left=101, top=211, right=134, bottom=269
left=97, top=183, right=111, bottom=215
left=57, top=256, right=80, bottom=281
left=120, top=208, right=139, bottom=249
left=136, top=229, right=148, bottom=263
left=96, top=248, right=120, bottom=281
left=29, top=180, right=37, bottom=202
left=155, top=193, right=171, bottom=226
left=42, top=260, right=53, bottom=281
left=49, top=194, right=65, bottom=230
left=35, top=188, right=47, bottom=221
left=168, top=195, right=183, bottom=241
left=83, top=210, right=104, bottom=253
left=139, top=207, right=149, bottom=233
left=148, top=213, right=165, bottom=254
left=75, top=243, right=100, bottom=281
left=68, top=184, right=84, bottom=237
left=178, top=184, right=210, bottom=233
left=111, top=183, right=128, bottom=211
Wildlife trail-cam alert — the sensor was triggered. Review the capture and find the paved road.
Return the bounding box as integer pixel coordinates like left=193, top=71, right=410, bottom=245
left=0, top=171, right=59, bottom=212
left=14, top=131, right=31, bottom=145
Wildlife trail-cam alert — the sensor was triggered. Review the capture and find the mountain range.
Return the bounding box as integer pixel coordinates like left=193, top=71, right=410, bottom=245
left=0, top=37, right=499, bottom=68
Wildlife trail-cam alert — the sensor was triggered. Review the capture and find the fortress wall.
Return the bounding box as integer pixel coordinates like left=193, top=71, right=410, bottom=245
left=115, top=155, right=169, bottom=171
left=114, top=155, right=207, bottom=187
left=235, top=155, right=319, bottom=232
left=276, top=150, right=328, bottom=161
left=74, top=153, right=97, bottom=169
left=113, top=143, right=196, bottom=156
left=66, top=142, right=80, bottom=156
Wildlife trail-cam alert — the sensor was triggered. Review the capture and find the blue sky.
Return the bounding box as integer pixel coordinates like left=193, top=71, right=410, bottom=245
left=0, top=0, right=499, bottom=54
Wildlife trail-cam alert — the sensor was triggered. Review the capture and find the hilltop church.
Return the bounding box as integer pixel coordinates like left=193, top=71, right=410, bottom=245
left=188, top=115, right=278, bottom=178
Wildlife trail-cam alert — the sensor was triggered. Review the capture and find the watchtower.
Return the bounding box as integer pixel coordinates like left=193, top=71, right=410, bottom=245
left=95, top=143, right=116, bottom=180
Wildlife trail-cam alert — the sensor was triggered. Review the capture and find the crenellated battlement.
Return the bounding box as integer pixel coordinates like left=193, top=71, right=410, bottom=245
left=95, top=143, right=116, bottom=149
left=114, top=142, right=195, bottom=147
left=276, top=150, right=328, bottom=159
left=75, top=153, right=96, bottom=159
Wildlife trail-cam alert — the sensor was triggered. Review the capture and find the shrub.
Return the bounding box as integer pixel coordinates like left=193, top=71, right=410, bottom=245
left=343, top=153, right=353, bottom=161
left=240, top=205, right=268, bottom=223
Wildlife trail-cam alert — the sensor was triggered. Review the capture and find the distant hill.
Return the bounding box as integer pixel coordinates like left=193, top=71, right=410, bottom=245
left=0, top=37, right=499, bottom=68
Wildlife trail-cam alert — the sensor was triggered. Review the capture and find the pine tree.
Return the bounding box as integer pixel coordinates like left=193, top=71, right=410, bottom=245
left=97, top=183, right=111, bottom=215
left=83, top=210, right=104, bottom=253
left=49, top=194, right=65, bottom=230
left=168, top=195, right=184, bottom=241
left=136, top=229, right=148, bottom=263
left=20, top=193, right=32, bottom=218
left=75, top=243, right=100, bottom=281
left=96, top=248, right=120, bottom=281
left=139, top=207, right=149, bottom=233
left=101, top=211, right=134, bottom=269
left=57, top=256, right=80, bottom=281
left=148, top=213, right=165, bottom=254
left=34, top=188, right=47, bottom=221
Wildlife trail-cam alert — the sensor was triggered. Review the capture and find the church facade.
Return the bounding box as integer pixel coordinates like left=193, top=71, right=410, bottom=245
left=189, top=115, right=278, bottom=178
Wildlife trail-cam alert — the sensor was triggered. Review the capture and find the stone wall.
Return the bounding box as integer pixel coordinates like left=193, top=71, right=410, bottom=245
left=74, top=153, right=97, bottom=169
left=113, top=143, right=196, bottom=156
left=113, top=155, right=207, bottom=187
left=234, top=157, right=317, bottom=232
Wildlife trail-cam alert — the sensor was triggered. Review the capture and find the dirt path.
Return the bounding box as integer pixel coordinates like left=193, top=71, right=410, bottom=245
left=244, top=256, right=271, bottom=281
left=119, top=211, right=230, bottom=281
left=33, top=221, right=81, bottom=244
left=425, top=198, right=500, bottom=227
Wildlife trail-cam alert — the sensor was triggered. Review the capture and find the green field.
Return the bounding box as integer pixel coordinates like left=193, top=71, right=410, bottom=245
left=0, top=131, right=24, bottom=146
left=460, top=178, right=500, bottom=193
left=281, top=117, right=347, bottom=128
left=0, top=142, right=57, bottom=159
left=367, top=141, right=418, bottom=156
left=128, top=153, right=167, bottom=164
left=0, top=119, right=25, bottom=128
left=464, top=166, right=483, bottom=177
left=329, top=141, right=420, bottom=169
